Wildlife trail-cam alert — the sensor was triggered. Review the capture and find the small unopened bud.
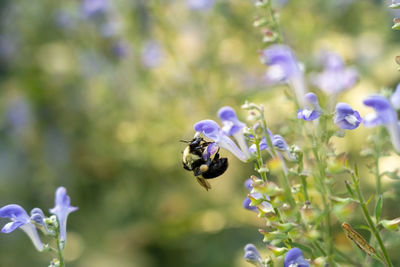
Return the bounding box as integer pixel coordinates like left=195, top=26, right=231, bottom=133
left=244, top=244, right=262, bottom=265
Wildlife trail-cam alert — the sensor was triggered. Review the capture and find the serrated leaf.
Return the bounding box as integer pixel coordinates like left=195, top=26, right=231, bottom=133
left=375, top=195, right=383, bottom=223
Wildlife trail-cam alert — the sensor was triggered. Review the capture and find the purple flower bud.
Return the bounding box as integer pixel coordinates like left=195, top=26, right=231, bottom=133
left=297, top=92, right=321, bottom=121
left=334, top=102, right=362, bottom=130
left=284, top=248, right=309, bottom=267
left=260, top=45, right=307, bottom=105
left=273, top=135, right=289, bottom=151
left=311, top=52, right=358, bottom=95
left=141, top=41, right=163, bottom=68
left=30, top=208, right=45, bottom=226
left=0, top=204, right=44, bottom=251
left=244, top=244, right=262, bottom=263
left=49, top=187, right=78, bottom=247
left=363, top=95, right=400, bottom=153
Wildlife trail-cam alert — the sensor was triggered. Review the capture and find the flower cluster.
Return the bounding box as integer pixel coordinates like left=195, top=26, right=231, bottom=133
left=0, top=187, right=77, bottom=265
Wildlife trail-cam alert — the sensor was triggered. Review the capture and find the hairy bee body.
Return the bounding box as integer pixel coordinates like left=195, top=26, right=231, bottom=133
left=182, top=137, right=228, bottom=190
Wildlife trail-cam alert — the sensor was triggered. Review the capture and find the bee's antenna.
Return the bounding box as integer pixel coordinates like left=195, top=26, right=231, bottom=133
left=179, top=139, right=189, bottom=143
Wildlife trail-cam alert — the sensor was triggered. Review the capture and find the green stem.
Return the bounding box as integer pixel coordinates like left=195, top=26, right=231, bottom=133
left=310, top=130, right=334, bottom=265
left=266, top=0, right=283, bottom=43
left=56, top=232, right=65, bottom=267
left=351, top=172, right=393, bottom=267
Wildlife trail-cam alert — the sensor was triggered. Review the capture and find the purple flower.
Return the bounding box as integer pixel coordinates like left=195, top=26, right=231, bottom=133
left=0, top=204, right=44, bottom=251
left=297, top=92, right=321, bottom=121
left=391, top=82, right=400, bottom=110
left=243, top=178, right=271, bottom=212
left=218, top=106, right=251, bottom=159
left=82, top=0, right=110, bottom=17
left=141, top=41, right=163, bottom=68
left=49, top=187, right=78, bottom=247
left=260, top=45, right=307, bottom=105
left=111, top=40, right=130, bottom=58
left=334, top=102, right=362, bottom=130
left=248, top=136, right=269, bottom=154
left=273, top=135, right=289, bottom=151
left=284, top=248, right=309, bottom=267
left=311, top=52, right=358, bottom=95
left=363, top=95, right=400, bottom=153
left=187, top=0, right=215, bottom=10
left=243, top=243, right=262, bottom=264
left=194, top=120, right=248, bottom=162
left=30, top=208, right=45, bottom=227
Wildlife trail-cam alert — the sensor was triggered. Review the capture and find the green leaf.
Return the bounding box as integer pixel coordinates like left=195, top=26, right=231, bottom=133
left=389, top=3, right=400, bottom=9
left=354, top=164, right=359, bottom=178
left=345, top=181, right=355, bottom=198
left=355, top=224, right=372, bottom=233
left=375, top=195, right=383, bottom=223
left=381, top=170, right=400, bottom=180
left=365, top=194, right=375, bottom=206
left=381, top=218, right=400, bottom=231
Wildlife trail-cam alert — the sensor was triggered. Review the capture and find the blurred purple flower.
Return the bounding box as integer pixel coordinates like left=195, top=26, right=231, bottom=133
left=311, top=52, right=358, bottom=95
left=363, top=95, right=400, bottom=153
left=194, top=120, right=248, bottom=162
left=243, top=243, right=262, bottom=264
left=297, top=92, right=321, bottom=121
left=187, top=0, right=215, bottom=10
left=112, top=40, right=130, bottom=58
left=391, top=82, right=400, bottom=110
left=334, top=102, right=362, bottom=130
left=141, top=41, right=163, bottom=68
left=260, top=45, right=307, bottom=105
left=284, top=248, right=309, bottom=267
left=0, top=204, right=44, bottom=251
left=6, top=97, right=32, bottom=135
left=50, top=187, right=78, bottom=247
left=82, top=0, right=110, bottom=17
left=248, top=133, right=289, bottom=154
left=218, top=106, right=251, bottom=159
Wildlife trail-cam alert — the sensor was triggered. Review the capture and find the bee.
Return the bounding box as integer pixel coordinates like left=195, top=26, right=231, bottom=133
left=182, top=137, right=228, bottom=190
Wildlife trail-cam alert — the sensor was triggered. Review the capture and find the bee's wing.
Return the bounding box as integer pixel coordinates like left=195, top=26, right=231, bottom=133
left=196, top=177, right=211, bottom=191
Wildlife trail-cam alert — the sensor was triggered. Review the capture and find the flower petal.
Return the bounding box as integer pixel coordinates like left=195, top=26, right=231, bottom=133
left=50, top=187, right=78, bottom=244
left=0, top=204, right=30, bottom=222
left=1, top=221, right=24, bottom=233
left=194, top=120, right=221, bottom=141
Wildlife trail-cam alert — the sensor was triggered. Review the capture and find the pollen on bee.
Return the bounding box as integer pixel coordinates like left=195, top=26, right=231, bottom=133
left=200, top=164, right=209, bottom=172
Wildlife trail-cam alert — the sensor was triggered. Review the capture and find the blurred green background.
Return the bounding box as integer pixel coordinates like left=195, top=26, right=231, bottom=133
left=0, top=0, right=399, bottom=266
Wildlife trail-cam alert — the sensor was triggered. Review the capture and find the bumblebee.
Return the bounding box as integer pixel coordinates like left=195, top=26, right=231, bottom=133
left=182, top=137, right=228, bottom=190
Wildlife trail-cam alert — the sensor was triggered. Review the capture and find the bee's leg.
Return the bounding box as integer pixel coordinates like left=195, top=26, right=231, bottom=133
left=183, top=162, right=191, bottom=171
